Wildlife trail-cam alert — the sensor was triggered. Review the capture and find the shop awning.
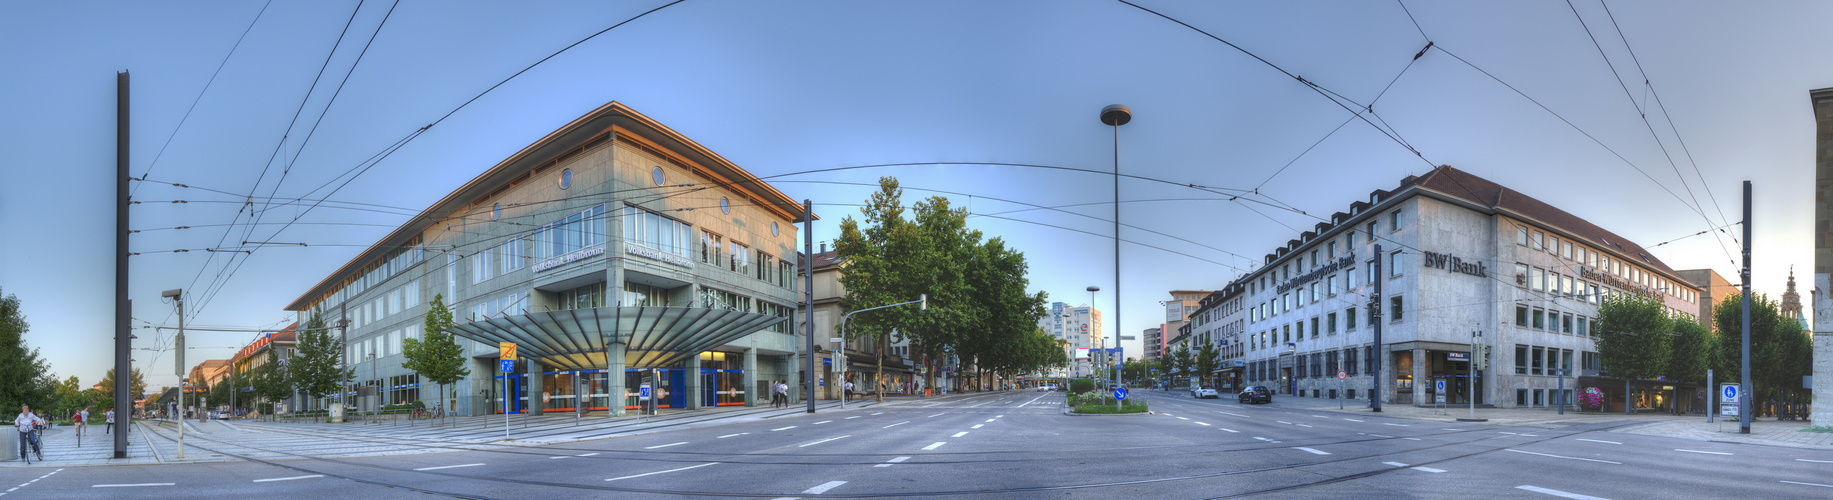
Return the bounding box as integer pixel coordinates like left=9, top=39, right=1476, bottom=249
left=446, top=306, right=788, bottom=371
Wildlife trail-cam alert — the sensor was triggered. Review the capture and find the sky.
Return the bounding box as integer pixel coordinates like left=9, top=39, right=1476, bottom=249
left=2, top=1, right=1827, bottom=390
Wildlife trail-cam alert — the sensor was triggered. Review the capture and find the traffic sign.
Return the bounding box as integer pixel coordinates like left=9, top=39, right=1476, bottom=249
left=1114, top=387, right=1128, bottom=400
left=499, top=342, right=518, bottom=361
left=639, top=386, right=652, bottom=399
left=1337, top=370, right=1347, bottom=381
left=498, top=359, right=514, bottom=373
left=1720, top=383, right=1739, bottom=404
left=1435, top=380, right=1446, bottom=392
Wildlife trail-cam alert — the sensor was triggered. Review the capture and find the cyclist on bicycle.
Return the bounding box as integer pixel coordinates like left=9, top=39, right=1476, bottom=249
left=14, top=404, right=44, bottom=462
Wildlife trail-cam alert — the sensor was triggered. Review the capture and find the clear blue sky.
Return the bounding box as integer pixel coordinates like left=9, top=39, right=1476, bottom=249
left=2, top=1, right=1825, bottom=390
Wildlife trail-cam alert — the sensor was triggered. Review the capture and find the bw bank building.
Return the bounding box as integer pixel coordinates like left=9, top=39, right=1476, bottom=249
left=1232, top=166, right=1702, bottom=409
left=286, top=102, right=809, bottom=417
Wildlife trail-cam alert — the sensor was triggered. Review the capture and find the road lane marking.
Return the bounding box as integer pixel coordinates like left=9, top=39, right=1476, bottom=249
left=414, top=463, right=484, bottom=471
left=815, top=420, right=832, bottom=425
left=1276, top=421, right=1292, bottom=425
left=804, top=481, right=848, bottom=494
left=1383, top=423, right=1409, bottom=427
left=1177, top=417, right=1189, bottom=420
left=1781, top=481, right=1833, bottom=488
left=1504, top=449, right=1621, bottom=464
left=1676, top=449, right=1732, bottom=455
left=800, top=436, right=851, bottom=447
left=1577, top=439, right=1621, bottom=445
left=1401, top=437, right=1421, bottom=440
left=1443, top=428, right=1463, bottom=431
left=1383, top=461, right=1409, bottom=467
left=1500, top=432, right=1518, bottom=435
left=772, top=426, right=798, bottom=431
left=1369, top=434, right=1393, bottom=438
left=1795, top=459, right=1833, bottom=463
left=952, top=431, right=969, bottom=437
left=92, top=484, right=175, bottom=488
left=577, top=453, right=599, bottom=456
left=971, top=424, right=983, bottom=429
left=1311, top=415, right=1330, bottom=418
left=718, top=433, right=749, bottom=438
left=875, top=456, right=912, bottom=467
left=606, top=462, right=718, bottom=481
left=1296, top=424, right=1313, bottom=428
left=872, top=412, right=885, bottom=415
left=1020, top=394, right=1050, bottom=406
left=845, top=416, right=862, bottom=419
left=923, top=442, right=947, bottom=450
left=1219, top=411, right=1247, bottom=417
left=1411, top=467, right=1446, bottom=473
left=1196, top=422, right=1211, bottom=426
left=645, top=442, right=688, bottom=449
left=997, top=415, right=1004, bottom=418
left=1516, top=485, right=1609, bottom=500
left=1343, top=419, right=1364, bottom=422
left=253, top=475, right=324, bottom=482
left=927, top=413, right=946, bottom=418
left=1293, top=447, right=1330, bottom=455
left=1219, top=428, right=1239, bottom=433
left=883, top=421, right=910, bottom=429
left=985, top=419, right=997, bottom=422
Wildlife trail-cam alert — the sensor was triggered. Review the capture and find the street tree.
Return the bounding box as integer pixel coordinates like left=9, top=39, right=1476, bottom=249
left=1194, top=343, right=1221, bottom=388
left=402, top=294, right=469, bottom=424
left=1711, top=293, right=1813, bottom=404
left=252, top=347, right=293, bottom=419
left=1592, top=294, right=1674, bottom=414
left=1167, top=345, right=1193, bottom=389
left=1665, top=316, right=1711, bottom=385
left=97, top=367, right=147, bottom=404
left=52, top=375, right=83, bottom=415
left=0, top=287, right=55, bottom=413
left=291, top=311, right=353, bottom=406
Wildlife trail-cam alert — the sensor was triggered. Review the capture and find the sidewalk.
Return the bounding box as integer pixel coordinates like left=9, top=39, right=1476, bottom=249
left=0, top=425, right=161, bottom=467
left=1267, top=395, right=1833, bottom=449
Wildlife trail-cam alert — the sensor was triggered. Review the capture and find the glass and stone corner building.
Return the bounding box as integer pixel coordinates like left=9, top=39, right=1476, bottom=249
left=1236, top=166, right=1702, bottom=408
left=285, top=102, right=809, bottom=417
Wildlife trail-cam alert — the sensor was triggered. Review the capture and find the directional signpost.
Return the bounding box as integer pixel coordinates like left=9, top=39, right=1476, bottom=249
left=500, top=342, right=517, bottom=441
left=1719, top=382, right=1740, bottom=431
left=1338, top=370, right=1348, bottom=409
left=1114, top=386, right=1128, bottom=411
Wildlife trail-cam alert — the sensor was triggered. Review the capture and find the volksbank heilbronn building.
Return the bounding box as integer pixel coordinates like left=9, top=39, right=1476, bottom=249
left=285, top=102, right=809, bottom=416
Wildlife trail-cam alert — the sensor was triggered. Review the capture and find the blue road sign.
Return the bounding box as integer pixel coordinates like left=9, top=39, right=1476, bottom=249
left=498, top=359, right=514, bottom=373
left=1114, top=387, right=1128, bottom=400
left=1722, top=384, right=1738, bottom=401
left=639, top=387, right=652, bottom=399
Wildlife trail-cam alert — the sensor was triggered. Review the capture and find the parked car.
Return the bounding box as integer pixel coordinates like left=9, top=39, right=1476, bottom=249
left=1194, top=387, right=1219, bottom=399
left=1238, top=386, right=1272, bottom=404
left=1037, top=384, right=1058, bottom=392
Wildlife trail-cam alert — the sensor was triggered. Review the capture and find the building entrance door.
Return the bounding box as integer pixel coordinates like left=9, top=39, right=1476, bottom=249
left=1281, top=368, right=1294, bottom=395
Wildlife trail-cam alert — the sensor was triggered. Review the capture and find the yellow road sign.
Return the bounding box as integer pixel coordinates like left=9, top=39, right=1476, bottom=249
left=500, top=342, right=518, bottom=361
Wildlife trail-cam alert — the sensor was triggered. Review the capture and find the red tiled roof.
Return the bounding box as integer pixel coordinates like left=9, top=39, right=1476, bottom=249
left=1412, top=165, right=1681, bottom=277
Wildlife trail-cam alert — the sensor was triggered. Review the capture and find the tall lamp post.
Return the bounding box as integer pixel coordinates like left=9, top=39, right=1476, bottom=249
left=161, top=288, right=185, bottom=459
left=1098, top=105, right=1130, bottom=406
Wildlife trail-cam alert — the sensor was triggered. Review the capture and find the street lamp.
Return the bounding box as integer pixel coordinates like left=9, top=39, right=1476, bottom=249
left=836, top=294, right=928, bottom=408
left=160, top=288, right=185, bottom=459
left=1099, top=105, right=1130, bottom=407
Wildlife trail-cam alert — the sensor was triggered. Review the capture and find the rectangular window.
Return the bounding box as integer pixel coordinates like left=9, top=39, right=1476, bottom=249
left=757, top=251, right=775, bottom=282
left=1516, top=263, right=1529, bottom=287
left=1561, top=350, right=1574, bottom=375
left=1310, top=317, right=1320, bottom=338
left=1562, top=313, right=1574, bottom=334
left=1516, top=305, right=1529, bottom=327
left=503, top=238, right=525, bottom=273
left=779, top=260, right=796, bottom=288
left=1389, top=295, right=1403, bottom=321
left=1311, top=250, right=1320, bottom=269
left=623, top=281, right=669, bottom=307
left=730, top=242, right=750, bottom=274
left=1347, top=232, right=1357, bottom=249
left=1534, top=231, right=1545, bottom=251
left=623, top=204, right=687, bottom=258
left=1390, top=210, right=1401, bottom=231
left=1548, top=235, right=1560, bottom=255
left=1530, top=267, right=1545, bottom=292
left=1366, top=261, right=1376, bottom=283
left=1390, top=251, right=1403, bottom=277
left=1516, top=345, right=1529, bottom=375
left=1310, top=282, right=1320, bottom=303
left=1346, top=308, right=1357, bottom=330
left=1517, top=225, right=1529, bottom=246
left=1326, top=275, right=1338, bottom=297
left=1532, top=347, right=1544, bottom=375
left=472, top=247, right=493, bottom=284
left=1577, top=317, right=1589, bottom=337
left=700, top=230, right=724, bottom=266
left=1296, top=321, right=1305, bottom=339
left=1367, top=221, right=1378, bottom=238
left=1532, top=308, right=1545, bottom=329
left=1327, top=313, right=1338, bottom=334
left=1562, top=241, right=1573, bottom=260
left=1346, top=268, right=1357, bottom=289
left=1518, top=388, right=1529, bottom=406
left=1534, top=389, right=1544, bottom=406
left=1346, top=347, right=1358, bottom=375
left=1327, top=241, right=1336, bottom=259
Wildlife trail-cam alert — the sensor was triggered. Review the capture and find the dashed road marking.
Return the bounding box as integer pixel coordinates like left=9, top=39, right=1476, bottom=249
left=952, top=431, right=969, bottom=437
left=1515, top=485, right=1609, bottom=500
left=1253, top=437, right=1273, bottom=442
left=1276, top=421, right=1292, bottom=425
left=718, top=433, right=749, bottom=438
left=606, top=462, right=718, bottom=481
left=92, top=484, right=175, bottom=488
left=1369, top=434, right=1394, bottom=438
left=1296, top=424, right=1313, bottom=428
left=1675, top=449, right=1731, bottom=455
left=800, top=436, right=851, bottom=447
left=1411, top=467, right=1446, bottom=473
left=883, top=421, right=910, bottom=429
left=923, top=442, right=947, bottom=450
left=1177, top=417, right=1189, bottom=420
left=1781, top=480, right=1833, bottom=488
left=1795, top=459, right=1833, bottom=463
left=1382, top=423, right=1409, bottom=427
left=577, top=453, right=599, bottom=457
left=1195, top=422, right=1211, bottom=426
left=971, top=424, right=983, bottom=429
left=1504, top=449, right=1621, bottom=464
left=845, top=416, right=862, bottom=420
left=803, top=481, right=848, bottom=494
left=645, top=442, right=688, bottom=449
left=1311, top=415, right=1330, bottom=418
left=1219, top=428, right=1239, bottom=433
left=876, top=456, right=912, bottom=467
left=414, top=463, right=484, bottom=471
left=1402, top=437, right=1421, bottom=441
left=253, top=475, right=324, bottom=482
left=1383, top=461, right=1409, bottom=467
left=1343, top=418, right=1364, bottom=422
left=1293, top=447, right=1330, bottom=455
left=1577, top=439, right=1621, bottom=445
left=926, top=413, right=946, bottom=418
left=872, top=413, right=885, bottom=416
left=815, top=420, right=832, bottom=425
left=772, top=426, right=798, bottom=431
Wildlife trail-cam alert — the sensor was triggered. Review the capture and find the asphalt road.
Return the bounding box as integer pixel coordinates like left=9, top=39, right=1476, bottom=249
left=5, top=390, right=1832, bottom=499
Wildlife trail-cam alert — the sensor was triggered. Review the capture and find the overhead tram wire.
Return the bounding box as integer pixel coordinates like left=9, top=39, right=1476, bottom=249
left=178, top=0, right=373, bottom=322
left=131, top=0, right=273, bottom=197
left=185, top=1, right=690, bottom=320
left=1253, top=55, right=1421, bottom=192
left=1563, top=0, right=1738, bottom=268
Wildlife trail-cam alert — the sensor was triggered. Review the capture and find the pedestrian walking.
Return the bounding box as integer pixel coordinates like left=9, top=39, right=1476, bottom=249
left=14, top=405, right=43, bottom=462
left=104, top=409, right=115, bottom=435
left=75, top=406, right=88, bottom=437
left=842, top=380, right=854, bottom=402
left=773, top=381, right=789, bottom=408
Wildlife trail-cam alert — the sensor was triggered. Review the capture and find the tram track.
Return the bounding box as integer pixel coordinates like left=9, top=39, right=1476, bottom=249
left=137, top=411, right=1638, bottom=498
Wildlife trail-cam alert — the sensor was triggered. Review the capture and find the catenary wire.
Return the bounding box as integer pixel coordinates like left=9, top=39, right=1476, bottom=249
left=131, top=0, right=272, bottom=196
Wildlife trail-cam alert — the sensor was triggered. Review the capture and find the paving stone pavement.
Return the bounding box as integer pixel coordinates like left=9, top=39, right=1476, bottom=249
left=0, top=424, right=160, bottom=467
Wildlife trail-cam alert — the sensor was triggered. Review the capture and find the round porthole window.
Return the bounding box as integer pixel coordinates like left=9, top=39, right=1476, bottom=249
left=771, top=221, right=780, bottom=236
left=720, top=197, right=731, bottom=214
left=558, top=168, right=573, bottom=189
left=492, top=203, right=501, bottom=220
left=652, top=167, right=665, bottom=186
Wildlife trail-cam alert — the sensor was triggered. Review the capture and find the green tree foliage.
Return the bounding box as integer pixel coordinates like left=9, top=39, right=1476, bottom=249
left=402, top=294, right=469, bottom=423
left=291, top=311, right=352, bottom=401
left=1665, top=316, right=1711, bottom=385
left=1194, top=343, right=1221, bottom=387
left=52, top=375, right=83, bottom=415
left=1167, top=345, right=1193, bottom=387
left=834, top=177, right=1048, bottom=397
left=252, top=347, right=293, bottom=417
left=1711, top=293, right=1813, bottom=402
left=0, top=287, right=55, bottom=413
left=97, top=367, right=147, bottom=404
left=1593, top=294, right=1673, bottom=413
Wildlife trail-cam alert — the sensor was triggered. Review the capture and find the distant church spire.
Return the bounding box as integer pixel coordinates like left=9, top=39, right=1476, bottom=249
left=1783, top=266, right=1803, bottom=320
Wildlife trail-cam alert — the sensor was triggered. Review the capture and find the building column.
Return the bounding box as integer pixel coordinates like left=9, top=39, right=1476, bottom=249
left=685, top=353, right=703, bottom=410
left=787, top=351, right=801, bottom=403
left=743, top=348, right=758, bottom=407
left=527, top=360, right=545, bottom=414
left=606, top=342, right=627, bottom=417
left=1412, top=349, right=1428, bottom=406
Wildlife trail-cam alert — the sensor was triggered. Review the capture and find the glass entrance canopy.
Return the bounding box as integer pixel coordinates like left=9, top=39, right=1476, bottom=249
left=446, top=306, right=788, bottom=371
